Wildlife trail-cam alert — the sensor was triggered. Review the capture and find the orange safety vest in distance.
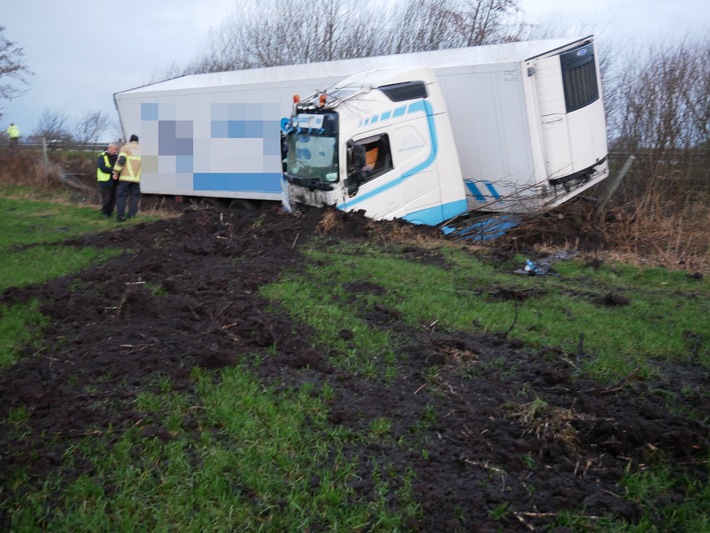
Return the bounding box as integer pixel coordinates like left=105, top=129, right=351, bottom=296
left=97, top=152, right=112, bottom=182
left=115, top=141, right=142, bottom=183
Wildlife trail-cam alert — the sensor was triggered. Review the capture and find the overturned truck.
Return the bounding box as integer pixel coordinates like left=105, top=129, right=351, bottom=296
left=115, top=36, right=608, bottom=223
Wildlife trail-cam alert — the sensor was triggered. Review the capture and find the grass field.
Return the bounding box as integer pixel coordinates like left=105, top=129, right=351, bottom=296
left=1, top=193, right=708, bottom=531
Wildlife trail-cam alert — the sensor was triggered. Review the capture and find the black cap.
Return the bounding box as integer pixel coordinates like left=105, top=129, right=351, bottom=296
left=129, top=134, right=139, bottom=142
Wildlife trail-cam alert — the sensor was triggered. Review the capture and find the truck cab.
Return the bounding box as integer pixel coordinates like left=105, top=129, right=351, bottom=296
left=282, top=67, right=467, bottom=225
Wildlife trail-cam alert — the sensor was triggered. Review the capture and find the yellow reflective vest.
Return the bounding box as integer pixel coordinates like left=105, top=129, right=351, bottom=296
left=6, top=124, right=20, bottom=139
left=97, top=151, right=113, bottom=182
left=114, top=141, right=142, bottom=183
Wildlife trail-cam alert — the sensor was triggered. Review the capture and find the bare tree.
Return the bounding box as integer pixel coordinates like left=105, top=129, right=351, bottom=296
left=0, top=26, right=33, bottom=119
left=183, top=0, right=526, bottom=75
left=233, top=0, right=384, bottom=66
left=32, top=109, right=73, bottom=149
left=449, top=0, right=528, bottom=47
left=75, top=110, right=112, bottom=150
left=391, top=0, right=451, bottom=53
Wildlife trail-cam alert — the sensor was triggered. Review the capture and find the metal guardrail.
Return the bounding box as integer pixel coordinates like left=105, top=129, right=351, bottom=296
left=9, top=141, right=110, bottom=152
left=0, top=140, right=115, bottom=170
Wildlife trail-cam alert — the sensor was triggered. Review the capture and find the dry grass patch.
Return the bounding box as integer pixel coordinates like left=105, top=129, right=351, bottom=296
left=598, top=196, right=710, bottom=272
left=490, top=195, right=710, bottom=274
left=504, top=397, right=585, bottom=451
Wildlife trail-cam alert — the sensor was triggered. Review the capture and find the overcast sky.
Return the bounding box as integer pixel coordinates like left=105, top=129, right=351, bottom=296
left=518, top=0, right=707, bottom=44
left=2, top=0, right=707, bottom=142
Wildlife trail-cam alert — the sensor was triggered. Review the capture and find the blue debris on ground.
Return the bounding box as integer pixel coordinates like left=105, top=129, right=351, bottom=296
left=442, top=214, right=521, bottom=241
left=513, top=250, right=580, bottom=276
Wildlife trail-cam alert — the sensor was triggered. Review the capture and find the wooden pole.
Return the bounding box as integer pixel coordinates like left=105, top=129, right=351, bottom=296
left=42, top=137, right=49, bottom=168
left=596, top=155, right=635, bottom=216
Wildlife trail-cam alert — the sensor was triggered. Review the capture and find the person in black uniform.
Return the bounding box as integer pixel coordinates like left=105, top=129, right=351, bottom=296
left=97, top=143, right=119, bottom=218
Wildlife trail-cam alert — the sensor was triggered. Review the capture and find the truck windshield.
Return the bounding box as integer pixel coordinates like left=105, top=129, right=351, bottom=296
left=285, top=133, right=339, bottom=183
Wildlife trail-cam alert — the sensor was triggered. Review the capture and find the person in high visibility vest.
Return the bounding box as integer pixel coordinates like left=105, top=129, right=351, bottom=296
left=112, top=134, right=141, bottom=222
left=97, top=142, right=119, bottom=218
left=6, top=123, right=20, bottom=146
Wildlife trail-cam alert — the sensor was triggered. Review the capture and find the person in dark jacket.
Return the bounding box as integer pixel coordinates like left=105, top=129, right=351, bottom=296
left=97, top=143, right=119, bottom=218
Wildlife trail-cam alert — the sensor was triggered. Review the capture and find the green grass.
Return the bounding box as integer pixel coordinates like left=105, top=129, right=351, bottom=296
left=264, top=240, right=709, bottom=383
left=0, top=301, right=47, bottom=367
left=262, top=275, right=397, bottom=378
left=0, top=196, right=125, bottom=367
left=262, top=239, right=710, bottom=529
left=0, top=196, right=114, bottom=246
left=1, top=245, right=121, bottom=292
left=618, top=460, right=710, bottom=532
left=7, top=366, right=410, bottom=531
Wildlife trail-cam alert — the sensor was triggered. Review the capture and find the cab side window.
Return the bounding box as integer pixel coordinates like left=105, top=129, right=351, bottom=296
left=347, top=134, right=393, bottom=187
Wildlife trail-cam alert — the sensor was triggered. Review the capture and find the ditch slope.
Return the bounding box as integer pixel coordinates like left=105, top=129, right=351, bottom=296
left=0, top=205, right=708, bottom=530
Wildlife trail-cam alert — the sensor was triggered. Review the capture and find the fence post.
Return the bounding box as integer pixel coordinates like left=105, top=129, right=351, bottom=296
left=42, top=137, right=49, bottom=169
left=596, top=155, right=636, bottom=217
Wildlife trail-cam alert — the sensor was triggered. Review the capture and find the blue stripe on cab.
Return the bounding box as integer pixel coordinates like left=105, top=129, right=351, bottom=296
left=402, top=199, right=467, bottom=226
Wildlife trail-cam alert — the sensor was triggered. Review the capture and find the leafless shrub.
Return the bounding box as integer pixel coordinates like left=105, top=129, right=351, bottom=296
left=595, top=195, right=709, bottom=272
left=607, top=37, right=710, bottom=210
left=586, top=36, right=710, bottom=270
left=0, top=151, right=61, bottom=188
left=31, top=109, right=73, bottom=148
